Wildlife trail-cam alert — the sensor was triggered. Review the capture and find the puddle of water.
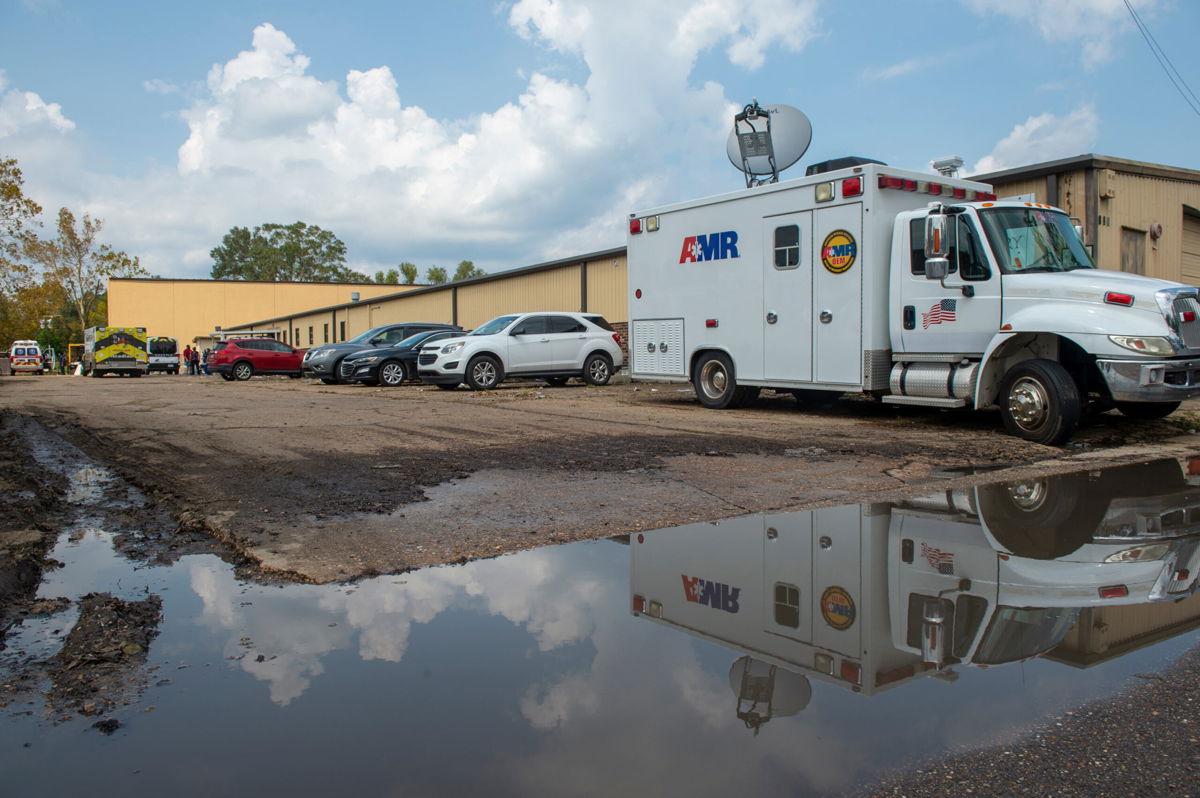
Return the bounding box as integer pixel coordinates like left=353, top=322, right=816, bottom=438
left=3, top=450, right=1200, bottom=796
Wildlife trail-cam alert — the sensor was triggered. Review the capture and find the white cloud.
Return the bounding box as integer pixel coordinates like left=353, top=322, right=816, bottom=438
left=143, top=78, right=181, bottom=95
left=860, top=57, right=937, bottom=82
left=0, top=70, right=75, bottom=138
left=971, top=105, right=1099, bottom=174
left=0, top=4, right=821, bottom=278
left=959, top=0, right=1159, bottom=69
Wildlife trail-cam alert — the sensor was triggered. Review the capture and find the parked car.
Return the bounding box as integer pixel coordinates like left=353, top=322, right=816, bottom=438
left=417, top=312, right=623, bottom=390
left=340, top=329, right=466, bottom=386
left=302, top=322, right=463, bottom=384
left=209, top=338, right=306, bottom=381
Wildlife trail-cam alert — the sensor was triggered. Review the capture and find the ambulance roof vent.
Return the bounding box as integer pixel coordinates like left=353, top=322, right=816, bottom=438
left=726, top=100, right=812, bottom=188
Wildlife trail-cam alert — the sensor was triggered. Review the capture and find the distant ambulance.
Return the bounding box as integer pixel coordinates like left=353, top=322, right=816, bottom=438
left=82, top=326, right=148, bottom=377
left=8, top=340, right=44, bottom=375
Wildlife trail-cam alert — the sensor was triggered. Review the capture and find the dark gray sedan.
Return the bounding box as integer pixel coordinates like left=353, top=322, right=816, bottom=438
left=340, top=329, right=466, bottom=386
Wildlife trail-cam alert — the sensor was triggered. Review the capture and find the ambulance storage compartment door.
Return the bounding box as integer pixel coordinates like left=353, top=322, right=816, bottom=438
left=762, top=509, right=814, bottom=645
left=763, top=211, right=814, bottom=381
left=631, top=319, right=685, bottom=377
left=813, top=204, right=864, bottom=385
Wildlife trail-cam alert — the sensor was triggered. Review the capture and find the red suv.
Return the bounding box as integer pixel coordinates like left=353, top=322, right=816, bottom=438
left=209, top=338, right=306, bottom=381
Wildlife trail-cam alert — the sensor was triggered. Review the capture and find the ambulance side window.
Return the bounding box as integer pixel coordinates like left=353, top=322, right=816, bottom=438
left=773, top=583, right=800, bottom=628
left=909, top=217, right=991, bottom=280
left=773, top=225, right=801, bottom=270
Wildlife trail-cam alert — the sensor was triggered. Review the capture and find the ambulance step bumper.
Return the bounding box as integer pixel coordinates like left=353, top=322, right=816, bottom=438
left=881, top=395, right=967, bottom=408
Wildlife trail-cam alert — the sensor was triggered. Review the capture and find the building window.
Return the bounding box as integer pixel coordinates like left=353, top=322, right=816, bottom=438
left=308, top=326, right=313, bottom=345
left=340, top=321, right=346, bottom=341
left=323, top=323, right=329, bottom=343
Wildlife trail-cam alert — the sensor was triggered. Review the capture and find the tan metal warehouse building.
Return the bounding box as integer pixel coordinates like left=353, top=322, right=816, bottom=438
left=106, top=278, right=414, bottom=348
left=974, top=154, right=1200, bottom=285
left=231, top=247, right=629, bottom=352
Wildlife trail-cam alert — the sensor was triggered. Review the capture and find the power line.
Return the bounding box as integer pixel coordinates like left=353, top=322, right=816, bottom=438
left=1122, top=0, right=1200, bottom=118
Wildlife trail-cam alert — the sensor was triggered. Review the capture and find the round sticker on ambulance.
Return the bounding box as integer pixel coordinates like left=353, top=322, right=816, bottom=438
left=820, top=586, right=857, bottom=630
left=821, top=230, right=857, bottom=274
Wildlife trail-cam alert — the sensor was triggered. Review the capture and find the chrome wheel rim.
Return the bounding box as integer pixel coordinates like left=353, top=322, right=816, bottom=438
left=381, top=362, right=404, bottom=385
left=234, top=364, right=251, bottom=380
left=588, top=359, right=609, bottom=383
left=472, top=360, right=497, bottom=388
left=699, top=360, right=728, bottom=400
left=1007, top=376, right=1049, bottom=431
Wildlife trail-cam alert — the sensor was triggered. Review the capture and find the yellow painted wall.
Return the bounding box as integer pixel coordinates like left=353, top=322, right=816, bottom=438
left=108, top=279, right=412, bottom=347
left=585, top=254, right=627, bottom=321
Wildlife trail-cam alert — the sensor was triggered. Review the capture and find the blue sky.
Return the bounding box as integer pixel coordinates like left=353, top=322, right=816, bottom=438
left=2, top=0, right=1198, bottom=279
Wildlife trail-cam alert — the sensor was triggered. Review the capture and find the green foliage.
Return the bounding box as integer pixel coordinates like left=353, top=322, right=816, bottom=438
left=399, top=262, right=418, bottom=285
left=452, top=260, right=487, bottom=282
left=210, top=221, right=355, bottom=282
left=26, top=208, right=145, bottom=340
left=0, top=155, right=43, bottom=298
left=374, top=268, right=400, bottom=284
left=425, top=266, right=448, bottom=285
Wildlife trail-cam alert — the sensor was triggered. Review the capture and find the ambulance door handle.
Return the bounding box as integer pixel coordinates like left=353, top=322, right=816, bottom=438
left=765, top=312, right=778, bottom=324
left=819, top=310, right=833, bottom=324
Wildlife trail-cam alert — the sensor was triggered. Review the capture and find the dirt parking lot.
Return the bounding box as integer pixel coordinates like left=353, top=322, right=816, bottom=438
left=5, top=372, right=1200, bottom=585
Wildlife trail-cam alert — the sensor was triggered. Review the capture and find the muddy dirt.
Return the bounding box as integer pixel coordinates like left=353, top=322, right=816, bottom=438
left=3, top=374, right=1200, bottom=583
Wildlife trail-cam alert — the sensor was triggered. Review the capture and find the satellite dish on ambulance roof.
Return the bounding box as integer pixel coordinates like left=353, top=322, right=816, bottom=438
left=726, top=102, right=812, bottom=187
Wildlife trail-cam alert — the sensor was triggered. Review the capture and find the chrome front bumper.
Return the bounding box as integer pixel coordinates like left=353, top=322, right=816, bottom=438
left=1096, top=356, right=1200, bottom=402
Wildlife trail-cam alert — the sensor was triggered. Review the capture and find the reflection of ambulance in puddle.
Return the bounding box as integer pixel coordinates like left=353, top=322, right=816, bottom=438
left=630, top=459, right=1200, bottom=723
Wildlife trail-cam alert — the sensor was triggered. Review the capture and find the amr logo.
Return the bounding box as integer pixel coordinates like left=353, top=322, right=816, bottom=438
left=679, top=231, right=740, bottom=263
left=681, top=574, right=741, bottom=613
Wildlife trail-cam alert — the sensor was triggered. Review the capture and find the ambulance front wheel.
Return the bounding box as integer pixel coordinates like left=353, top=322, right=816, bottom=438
left=693, top=352, right=757, bottom=409
left=998, top=359, right=1081, bottom=445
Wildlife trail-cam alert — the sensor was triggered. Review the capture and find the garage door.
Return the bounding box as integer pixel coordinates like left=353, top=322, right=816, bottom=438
left=1183, top=208, right=1200, bottom=288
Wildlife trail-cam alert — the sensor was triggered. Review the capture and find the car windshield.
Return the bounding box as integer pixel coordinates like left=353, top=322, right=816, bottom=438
left=396, top=331, right=437, bottom=348
left=977, top=207, right=1096, bottom=274
left=471, top=315, right=519, bottom=336
left=348, top=325, right=390, bottom=344
left=973, top=606, right=1080, bottom=665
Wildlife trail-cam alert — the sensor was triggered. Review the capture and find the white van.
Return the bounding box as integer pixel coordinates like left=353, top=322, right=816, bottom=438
left=8, top=340, right=44, bottom=375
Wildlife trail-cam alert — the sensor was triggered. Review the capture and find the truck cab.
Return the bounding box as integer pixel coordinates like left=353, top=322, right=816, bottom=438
left=628, top=162, right=1200, bottom=443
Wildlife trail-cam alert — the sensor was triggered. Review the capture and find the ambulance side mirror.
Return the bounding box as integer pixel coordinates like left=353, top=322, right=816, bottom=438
left=924, top=214, right=950, bottom=281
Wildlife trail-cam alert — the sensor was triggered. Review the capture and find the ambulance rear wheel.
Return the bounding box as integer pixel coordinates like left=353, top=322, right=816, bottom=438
left=693, top=352, right=755, bottom=409
left=998, top=359, right=1081, bottom=445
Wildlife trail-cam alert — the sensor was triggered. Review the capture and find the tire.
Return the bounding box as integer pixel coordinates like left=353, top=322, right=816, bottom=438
left=436, top=383, right=458, bottom=391
left=544, top=376, right=570, bottom=387
left=1115, top=401, right=1180, bottom=420
left=220, top=372, right=235, bottom=381
left=582, top=353, right=613, bottom=386
left=232, top=361, right=254, bottom=381
left=998, top=359, right=1081, bottom=445
left=692, top=351, right=757, bottom=409
left=379, top=360, right=408, bottom=387
left=976, top=473, right=1104, bottom=559
left=465, top=355, right=502, bottom=390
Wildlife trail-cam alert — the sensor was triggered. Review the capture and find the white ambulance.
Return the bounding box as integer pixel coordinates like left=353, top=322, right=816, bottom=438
left=630, top=460, right=1200, bottom=705
left=8, top=340, right=44, bottom=374
left=627, top=158, right=1200, bottom=444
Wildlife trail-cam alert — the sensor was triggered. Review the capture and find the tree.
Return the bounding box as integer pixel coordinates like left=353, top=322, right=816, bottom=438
left=425, top=266, right=448, bottom=285
left=399, top=262, right=418, bottom=285
left=27, top=208, right=145, bottom=339
left=1, top=156, right=43, bottom=297
left=374, top=268, right=400, bottom=284
left=210, top=222, right=355, bottom=282
left=452, top=260, right=487, bottom=282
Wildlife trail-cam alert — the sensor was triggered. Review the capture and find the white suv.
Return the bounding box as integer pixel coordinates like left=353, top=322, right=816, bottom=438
left=417, top=312, right=624, bottom=390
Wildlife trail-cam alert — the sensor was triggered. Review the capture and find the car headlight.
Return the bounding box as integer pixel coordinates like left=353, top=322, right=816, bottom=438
left=308, top=349, right=332, bottom=361
left=1109, top=335, right=1175, bottom=356
left=441, top=342, right=465, bottom=355
left=357, top=356, right=379, bottom=364
left=1103, top=543, right=1169, bottom=563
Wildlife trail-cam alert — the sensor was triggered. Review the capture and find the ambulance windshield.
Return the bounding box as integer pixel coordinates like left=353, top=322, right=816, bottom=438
left=978, top=207, right=1096, bottom=274
left=973, top=606, right=1079, bottom=665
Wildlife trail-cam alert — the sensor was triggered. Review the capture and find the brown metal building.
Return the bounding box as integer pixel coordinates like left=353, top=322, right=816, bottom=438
left=974, top=154, right=1200, bottom=285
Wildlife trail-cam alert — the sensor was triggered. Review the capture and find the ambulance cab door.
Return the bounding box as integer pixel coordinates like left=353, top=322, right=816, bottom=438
left=813, top=204, right=863, bottom=385
left=762, top=212, right=813, bottom=381
left=900, top=213, right=1001, bottom=354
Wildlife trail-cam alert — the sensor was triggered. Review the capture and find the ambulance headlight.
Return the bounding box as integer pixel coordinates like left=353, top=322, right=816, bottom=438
left=1103, top=543, right=1169, bottom=563
left=1109, top=335, right=1174, bottom=356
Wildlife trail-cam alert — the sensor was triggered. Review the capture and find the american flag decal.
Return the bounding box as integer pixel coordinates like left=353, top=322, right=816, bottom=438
left=921, top=542, right=955, bottom=574
left=922, top=298, right=957, bottom=329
